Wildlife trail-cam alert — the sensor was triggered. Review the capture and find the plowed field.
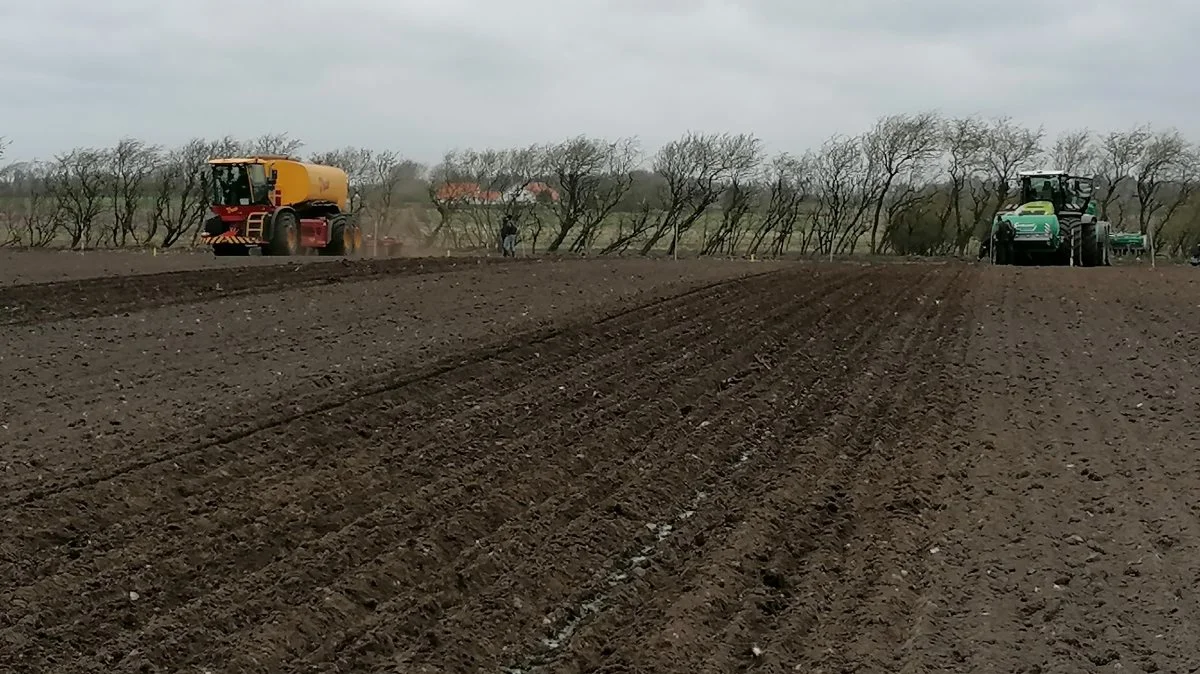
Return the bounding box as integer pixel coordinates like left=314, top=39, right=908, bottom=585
left=2, top=256, right=1197, bottom=673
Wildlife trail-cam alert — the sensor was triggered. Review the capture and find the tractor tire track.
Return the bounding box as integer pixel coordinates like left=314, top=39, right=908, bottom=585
left=501, top=266, right=973, bottom=673
left=293, top=269, right=888, bottom=673
left=0, top=265, right=806, bottom=671
left=0, top=256, right=525, bottom=327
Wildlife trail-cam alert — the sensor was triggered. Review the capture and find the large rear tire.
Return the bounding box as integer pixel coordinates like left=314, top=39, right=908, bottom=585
left=267, top=211, right=299, bottom=256
left=1080, top=223, right=1098, bottom=267
left=320, top=215, right=361, bottom=256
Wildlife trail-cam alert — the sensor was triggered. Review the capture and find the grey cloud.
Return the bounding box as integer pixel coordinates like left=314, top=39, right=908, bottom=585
left=1, top=0, right=1197, bottom=164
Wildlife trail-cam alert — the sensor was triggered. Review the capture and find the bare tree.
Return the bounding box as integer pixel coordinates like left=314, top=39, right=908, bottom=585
left=245, top=133, right=304, bottom=156
left=1151, top=151, right=1199, bottom=251
left=700, top=173, right=762, bottom=256
left=879, top=168, right=938, bottom=254
left=362, top=150, right=407, bottom=242
left=604, top=132, right=761, bottom=255
left=979, top=117, right=1044, bottom=220
left=1050, top=129, right=1100, bottom=176
left=450, top=145, right=546, bottom=249
left=0, top=161, right=59, bottom=247
left=747, top=153, right=810, bottom=257
left=1096, top=125, right=1153, bottom=224
left=1131, top=129, right=1191, bottom=237
left=106, top=137, right=160, bottom=246
left=425, top=152, right=474, bottom=248
left=149, top=139, right=211, bottom=248
left=863, top=111, right=942, bottom=253
left=935, top=116, right=989, bottom=254
left=542, top=135, right=640, bottom=252
left=809, top=134, right=877, bottom=256
left=48, top=148, right=108, bottom=248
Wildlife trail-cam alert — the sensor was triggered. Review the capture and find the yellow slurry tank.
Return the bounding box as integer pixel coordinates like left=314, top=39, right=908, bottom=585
left=264, top=158, right=349, bottom=211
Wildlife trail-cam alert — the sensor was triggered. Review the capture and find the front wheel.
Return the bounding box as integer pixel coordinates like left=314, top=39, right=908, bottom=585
left=267, top=211, right=299, bottom=256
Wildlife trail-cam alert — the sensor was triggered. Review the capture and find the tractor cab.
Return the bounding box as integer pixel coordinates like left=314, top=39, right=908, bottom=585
left=208, top=159, right=278, bottom=208
left=1016, top=170, right=1096, bottom=216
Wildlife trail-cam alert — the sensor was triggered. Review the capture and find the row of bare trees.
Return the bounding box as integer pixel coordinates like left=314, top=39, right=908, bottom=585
left=3, top=116, right=1200, bottom=257
left=419, top=116, right=1200, bottom=257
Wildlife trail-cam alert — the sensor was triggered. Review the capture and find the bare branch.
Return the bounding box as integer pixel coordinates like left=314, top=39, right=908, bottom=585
left=863, top=111, right=943, bottom=253
left=979, top=117, right=1044, bottom=219
left=150, top=139, right=211, bottom=248
left=609, top=131, right=762, bottom=256
left=107, top=137, right=161, bottom=246
left=1050, top=129, right=1100, bottom=176
left=542, top=135, right=641, bottom=253
left=244, top=133, right=304, bottom=156
left=48, top=147, right=108, bottom=249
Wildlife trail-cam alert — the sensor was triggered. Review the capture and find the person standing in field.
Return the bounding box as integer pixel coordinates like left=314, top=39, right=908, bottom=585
left=500, top=216, right=518, bottom=257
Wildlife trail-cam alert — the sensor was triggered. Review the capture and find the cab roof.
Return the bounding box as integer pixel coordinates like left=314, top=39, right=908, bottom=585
left=207, top=155, right=295, bottom=165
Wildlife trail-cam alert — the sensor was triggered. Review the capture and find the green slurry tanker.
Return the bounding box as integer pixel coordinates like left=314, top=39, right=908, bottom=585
left=983, top=170, right=1146, bottom=266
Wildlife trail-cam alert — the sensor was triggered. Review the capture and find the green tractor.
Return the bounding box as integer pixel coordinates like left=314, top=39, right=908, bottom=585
left=984, top=170, right=1111, bottom=266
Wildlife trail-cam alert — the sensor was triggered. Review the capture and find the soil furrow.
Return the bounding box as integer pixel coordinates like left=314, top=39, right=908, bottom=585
left=0, top=256, right=526, bottom=326
left=130, top=269, right=868, bottom=672
left=2, top=267, right=766, bottom=507
left=297, top=269, right=879, bottom=673
left=0, top=267, right=794, bottom=670
left=514, top=266, right=956, bottom=672
left=0, top=271, right=755, bottom=584
left=12, top=257, right=1196, bottom=674
left=744, top=266, right=972, bottom=672
left=0, top=275, right=765, bottom=654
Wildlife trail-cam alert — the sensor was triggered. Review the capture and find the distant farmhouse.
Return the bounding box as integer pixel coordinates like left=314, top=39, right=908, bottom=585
left=434, top=181, right=560, bottom=205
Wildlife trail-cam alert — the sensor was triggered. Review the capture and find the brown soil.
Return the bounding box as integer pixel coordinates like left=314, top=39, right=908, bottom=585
left=1, top=258, right=1196, bottom=673
left=0, top=248, right=328, bottom=286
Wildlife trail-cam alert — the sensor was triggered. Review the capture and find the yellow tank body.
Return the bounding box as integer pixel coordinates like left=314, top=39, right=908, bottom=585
left=264, top=159, right=348, bottom=211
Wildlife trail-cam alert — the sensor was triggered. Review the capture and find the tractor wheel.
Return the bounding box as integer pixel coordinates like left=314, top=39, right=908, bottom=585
left=1080, top=223, right=1099, bottom=267
left=321, top=215, right=361, bottom=256
left=1056, top=238, right=1072, bottom=266
left=322, top=215, right=347, bottom=256
left=267, top=211, right=299, bottom=256
left=203, top=216, right=227, bottom=237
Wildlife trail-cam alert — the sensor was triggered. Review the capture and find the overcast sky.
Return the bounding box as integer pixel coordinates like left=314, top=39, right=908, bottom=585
left=2, top=0, right=1197, bottom=165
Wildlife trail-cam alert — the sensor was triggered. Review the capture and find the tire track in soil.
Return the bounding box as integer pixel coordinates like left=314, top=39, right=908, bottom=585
left=490, top=265, right=972, bottom=674
left=0, top=269, right=766, bottom=588
left=86, top=269, right=823, bottom=670
left=1, top=264, right=774, bottom=507
left=0, top=260, right=761, bottom=489
left=190, top=268, right=871, bottom=673
left=742, top=267, right=973, bottom=673
left=0, top=263, right=811, bottom=666
left=0, top=256, right=526, bottom=327
left=294, top=268, right=886, bottom=673
left=0, top=271, right=761, bottom=593
left=901, top=267, right=1200, bottom=673
left=364, top=265, right=945, bottom=666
